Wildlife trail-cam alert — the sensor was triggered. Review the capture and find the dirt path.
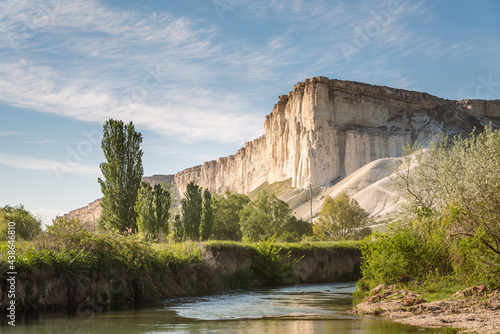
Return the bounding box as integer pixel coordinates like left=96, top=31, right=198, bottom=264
left=351, top=285, right=500, bottom=334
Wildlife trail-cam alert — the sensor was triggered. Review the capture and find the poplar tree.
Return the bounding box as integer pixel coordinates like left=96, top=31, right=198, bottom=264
left=98, top=119, right=143, bottom=232
left=135, top=182, right=172, bottom=239
left=181, top=182, right=203, bottom=240
left=201, top=189, right=214, bottom=240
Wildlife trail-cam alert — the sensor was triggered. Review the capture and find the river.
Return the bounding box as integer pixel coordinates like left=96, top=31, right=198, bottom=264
left=3, top=283, right=431, bottom=333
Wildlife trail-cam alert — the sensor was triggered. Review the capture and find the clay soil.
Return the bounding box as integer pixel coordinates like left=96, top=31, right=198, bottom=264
left=351, top=285, right=500, bottom=334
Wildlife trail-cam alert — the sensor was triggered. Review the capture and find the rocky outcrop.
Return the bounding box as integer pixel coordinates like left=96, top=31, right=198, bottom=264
left=65, top=77, right=500, bottom=222
left=64, top=198, right=102, bottom=229
left=172, top=77, right=497, bottom=195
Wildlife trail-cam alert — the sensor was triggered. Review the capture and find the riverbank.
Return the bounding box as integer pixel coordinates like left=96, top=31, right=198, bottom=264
left=351, top=284, right=500, bottom=334
left=0, top=238, right=361, bottom=312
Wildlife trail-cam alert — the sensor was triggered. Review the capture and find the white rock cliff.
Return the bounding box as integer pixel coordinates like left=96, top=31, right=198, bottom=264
left=65, top=77, right=499, bottom=222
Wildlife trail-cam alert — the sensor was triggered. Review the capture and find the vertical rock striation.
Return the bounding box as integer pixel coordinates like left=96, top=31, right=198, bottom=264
left=172, top=76, right=496, bottom=195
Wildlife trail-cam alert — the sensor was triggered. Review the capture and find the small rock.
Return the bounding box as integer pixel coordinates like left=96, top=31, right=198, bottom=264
left=402, top=294, right=425, bottom=306
left=370, top=284, right=387, bottom=295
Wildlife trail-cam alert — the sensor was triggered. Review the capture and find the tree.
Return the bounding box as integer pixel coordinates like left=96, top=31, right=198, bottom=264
left=98, top=119, right=143, bottom=233
left=135, top=181, right=172, bottom=240
left=0, top=204, right=42, bottom=241
left=48, top=217, right=87, bottom=235
left=280, top=216, right=312, bottom=242
left=200, top=189, right=214, bottom=241
left=240, top=191, right=308, bottom=242
left=211, top=191, right=250, bottom=241
left=313, top=191, right=369, bottom=240
left=173, top=214, right=184, bottom=241
left=181, top=181, right=203, bottom=240
left=395, top=124, right=500, bottom=270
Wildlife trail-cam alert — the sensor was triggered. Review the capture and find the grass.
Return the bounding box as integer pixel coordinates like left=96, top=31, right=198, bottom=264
left=1, top=234, right=362, bottom=287
left=248, top=178, right=293, bottom=200
left=353, top=274, right=472, bottom=307
left=407, top=276, right=470, bottom=302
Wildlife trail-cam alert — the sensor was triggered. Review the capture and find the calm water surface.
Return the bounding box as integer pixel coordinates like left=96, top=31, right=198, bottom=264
left=4, top=283, right=432, bottom=333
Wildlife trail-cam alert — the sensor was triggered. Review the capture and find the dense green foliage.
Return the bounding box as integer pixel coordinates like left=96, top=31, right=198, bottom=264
left=313, top=192, right=370, bottom=240
left=0, top=204, right=42, bottom=241
left=180, top=182, right=203, bottom=240
left=200, top=189, right=214, bottom=241
left=211, top=191, right=250, bottom=241
left=98, top=119, right=143, bottom=232
left=240, top=191, right=311, bottom=242
left=135, top=182, right=173, bottom=240
left=0, top=222, right=357, bottom=295
left=358, top=125, right=500, bottom=295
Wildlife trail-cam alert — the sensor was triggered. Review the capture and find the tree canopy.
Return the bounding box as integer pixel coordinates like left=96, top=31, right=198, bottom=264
left=135, top=181, right=173, bottom=240
left=313, top=191, right=369, bottom=240
left=181, top=181, right=203, bottom=240
left=211, top=191, right=250, bottom=241
left=98, top=119, right=143, bottom=233
left=0, top=204, right=42, bottom=241
left=240, top=191, right=310, bottom=242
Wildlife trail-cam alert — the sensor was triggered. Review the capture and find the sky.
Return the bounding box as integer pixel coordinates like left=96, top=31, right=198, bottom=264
left=0, top=0, right=499, bottom=226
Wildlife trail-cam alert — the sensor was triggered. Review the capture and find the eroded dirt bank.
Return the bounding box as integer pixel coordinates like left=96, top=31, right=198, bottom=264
left=352, top=285, right=500, bottom=334
left=0, top=246, right=361, bottom=312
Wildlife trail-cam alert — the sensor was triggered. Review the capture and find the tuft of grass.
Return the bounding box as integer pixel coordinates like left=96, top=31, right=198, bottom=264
left=279, top=240, right=361, bottom=254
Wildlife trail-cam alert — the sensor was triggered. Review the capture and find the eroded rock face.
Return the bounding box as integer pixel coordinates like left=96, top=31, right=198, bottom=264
left=173, top=76, right=495, bottom=195
left=65, top=77, right=499, bottom=222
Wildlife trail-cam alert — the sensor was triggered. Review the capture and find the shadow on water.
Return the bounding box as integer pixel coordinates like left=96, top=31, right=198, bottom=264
left=2, top=283, right=433, bottom=333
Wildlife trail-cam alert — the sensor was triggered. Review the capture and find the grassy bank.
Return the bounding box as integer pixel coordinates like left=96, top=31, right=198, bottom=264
left=0, top=232, right=361, bottom=311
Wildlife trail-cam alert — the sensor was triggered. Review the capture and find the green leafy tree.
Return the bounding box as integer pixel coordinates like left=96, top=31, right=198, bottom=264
left=0, top=204, right=42, bottom=241
left=98, top=119, right=143, bottom=233
left=240, top=191, right=307, bottom=242
left=280, top=216, right=312, bottom=242
left=211, top=191, right=250, bottom=241
left=313, top=191, right=369, bottom=240
left=135, top=181, right=172, bottom=240
left=393, top=124, right=500, bottom=282
left=47, top=217, right=87, bottom=235
left=181, top=181, right=203, bottom=240
left=173, top=214, right=184, bottom=241
left=201, top=189, right=214, bottom=241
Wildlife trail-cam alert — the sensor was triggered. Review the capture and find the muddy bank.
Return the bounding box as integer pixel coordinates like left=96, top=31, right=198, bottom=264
left=352, top=285, right=500, bottom=334
left=0, top=246, right=361, bottom=312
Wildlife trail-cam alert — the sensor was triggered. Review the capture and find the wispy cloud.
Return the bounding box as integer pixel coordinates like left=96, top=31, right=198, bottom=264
left=0, top=130, right=24, bottom=136
left=0, top=153, right=100, bottom=177
left=0, top=0, right=268, bottom=143
left=24, top=137, right=56, bottom=144
left=0, top=0, right=498, bottom=149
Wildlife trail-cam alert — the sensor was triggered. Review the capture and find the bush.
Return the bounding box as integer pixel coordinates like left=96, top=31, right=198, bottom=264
left=251, top=236, right=297, bottom=285
left=360, top=220, right=452, bottom=285
left=359, top=125, right=500, bottom=290
left=0, top=204, right=42, bottom=241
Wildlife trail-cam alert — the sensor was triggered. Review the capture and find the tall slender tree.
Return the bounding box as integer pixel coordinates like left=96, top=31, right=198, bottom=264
left=98, top=119, right=143, bottom=232
left=135, top=182, right=172, bottom=239
left=181, top=181, right=203, bottom=240
left=201, top=189, right=214, bottom=241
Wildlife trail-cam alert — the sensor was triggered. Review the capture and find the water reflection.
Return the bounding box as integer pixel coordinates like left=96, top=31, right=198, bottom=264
left=2, top=283, right=431, bottom=334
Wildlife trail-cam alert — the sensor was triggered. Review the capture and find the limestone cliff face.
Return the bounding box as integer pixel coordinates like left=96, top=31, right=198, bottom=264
left=65, top=77, right=499, bottom=221
left=172, top=76, right=496, bottom=195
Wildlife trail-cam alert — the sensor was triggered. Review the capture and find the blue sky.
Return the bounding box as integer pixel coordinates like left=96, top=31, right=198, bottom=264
left=0, top=0, right=499, bottom=226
